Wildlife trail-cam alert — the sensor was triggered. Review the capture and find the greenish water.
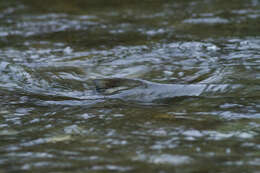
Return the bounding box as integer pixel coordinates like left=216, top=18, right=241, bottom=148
left=0, top=0, right=260, bottom=172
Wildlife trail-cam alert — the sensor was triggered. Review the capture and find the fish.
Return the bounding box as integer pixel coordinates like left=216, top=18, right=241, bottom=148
left=93, top=78, right=242, bottom=103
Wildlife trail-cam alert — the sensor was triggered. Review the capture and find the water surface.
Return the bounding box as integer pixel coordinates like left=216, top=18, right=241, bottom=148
left=0, top=0, right=260, bottom=172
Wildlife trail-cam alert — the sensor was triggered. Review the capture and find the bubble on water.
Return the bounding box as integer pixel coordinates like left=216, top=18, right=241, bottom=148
left=226, top=148, right=231, bottom=154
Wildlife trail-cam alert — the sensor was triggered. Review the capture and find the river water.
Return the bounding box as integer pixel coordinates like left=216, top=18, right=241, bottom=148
left=0, top=0, right=260, bottom=172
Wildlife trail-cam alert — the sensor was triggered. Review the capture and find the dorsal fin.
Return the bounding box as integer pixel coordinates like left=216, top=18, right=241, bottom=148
left=93, top=78, right=143, bottom=95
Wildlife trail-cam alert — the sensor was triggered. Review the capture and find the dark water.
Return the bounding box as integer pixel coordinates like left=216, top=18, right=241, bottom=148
left=0, top=0, right=260, bottom=172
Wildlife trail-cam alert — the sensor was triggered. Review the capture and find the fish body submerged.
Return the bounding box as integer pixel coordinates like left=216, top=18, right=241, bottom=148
left=93, top=78, right=239, bottom=103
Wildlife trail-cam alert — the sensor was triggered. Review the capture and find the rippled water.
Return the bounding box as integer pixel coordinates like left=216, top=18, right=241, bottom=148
left=0, top=0, right=260, bottom=172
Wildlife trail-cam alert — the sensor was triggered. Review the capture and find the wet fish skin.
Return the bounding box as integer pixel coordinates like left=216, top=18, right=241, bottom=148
left=93, top=78, right=238, bottom=103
